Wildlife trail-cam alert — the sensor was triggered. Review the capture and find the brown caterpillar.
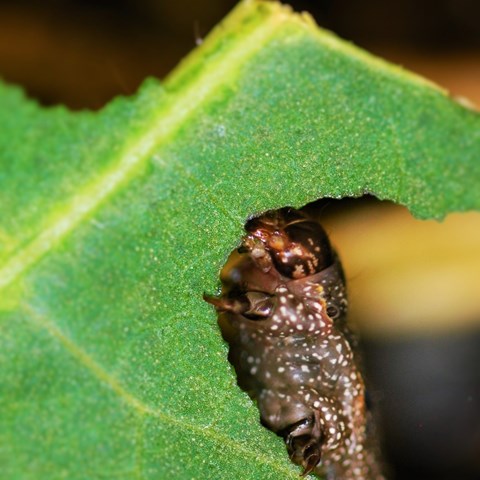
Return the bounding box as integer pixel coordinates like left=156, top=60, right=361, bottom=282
left=204, top=207, right=384, bottom=479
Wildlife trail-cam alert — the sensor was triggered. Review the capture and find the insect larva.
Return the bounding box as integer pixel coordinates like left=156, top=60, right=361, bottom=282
left=205, top=207, right=384, bottom=479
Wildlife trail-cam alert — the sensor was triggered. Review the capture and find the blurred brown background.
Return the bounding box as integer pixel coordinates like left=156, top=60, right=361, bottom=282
left=0, top=0, right=479, bottom=109
left=1, top=1, right=479, bottom=480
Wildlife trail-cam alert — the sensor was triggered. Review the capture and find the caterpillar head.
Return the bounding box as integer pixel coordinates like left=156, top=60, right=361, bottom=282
left=242, top=207, right=334, bottom=279
left=204, top=208, right=341, bottom=338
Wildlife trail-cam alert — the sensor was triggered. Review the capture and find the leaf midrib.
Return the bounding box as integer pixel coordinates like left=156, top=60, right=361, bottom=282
left=0, top=3, right=290, bottom=296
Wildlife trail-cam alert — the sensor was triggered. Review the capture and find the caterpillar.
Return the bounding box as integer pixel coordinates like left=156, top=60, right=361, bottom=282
left=204, top=207, right=384, bottom=479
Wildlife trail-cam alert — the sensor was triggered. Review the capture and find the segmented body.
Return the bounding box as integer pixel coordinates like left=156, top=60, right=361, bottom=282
left=205, top=208, right=384, bottom=479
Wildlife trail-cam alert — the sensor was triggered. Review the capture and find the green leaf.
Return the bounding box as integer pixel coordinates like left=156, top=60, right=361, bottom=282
left=1, top=1, right=479, bottom=478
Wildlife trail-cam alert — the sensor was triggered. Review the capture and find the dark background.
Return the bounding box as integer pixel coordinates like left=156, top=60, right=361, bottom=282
left=0, top=0, right=479, bottom=109
left=1, top=1, right=479, bottom=479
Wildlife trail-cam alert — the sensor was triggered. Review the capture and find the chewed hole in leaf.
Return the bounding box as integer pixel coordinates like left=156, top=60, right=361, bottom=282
left=206, top=196, right=480, bottom=478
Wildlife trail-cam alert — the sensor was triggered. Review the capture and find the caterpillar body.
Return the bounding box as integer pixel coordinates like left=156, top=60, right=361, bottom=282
left=204, top=207, right=384, bottom=479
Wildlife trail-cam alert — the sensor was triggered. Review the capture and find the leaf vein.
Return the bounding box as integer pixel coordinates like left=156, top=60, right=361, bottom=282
left=23, top=303, right=299, bottom=478
left=0, top=10, right=285, bottom=294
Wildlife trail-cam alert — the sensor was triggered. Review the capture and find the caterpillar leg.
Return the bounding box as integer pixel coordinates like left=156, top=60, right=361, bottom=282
left=258, top=390, right=348, bottom=476
left=284, top=410, right=323, bottom=476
